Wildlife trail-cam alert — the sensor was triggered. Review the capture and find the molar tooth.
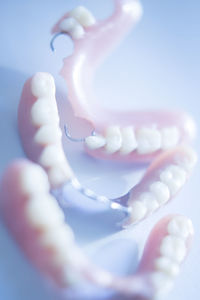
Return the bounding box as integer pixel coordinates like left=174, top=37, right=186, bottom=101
left=167, top=216, right=194, bottom=239
left=31, top=72, right=55, bottom=98
left=85, top=135, right=106, bottom=150
left=31, top=97, right=59, bottom=127
left=34, top=125, right=62, bottom=145
left=20, top=164, right=50, bottom=195
left=161, top=126, right=180, bottom=150
left=26, top=194, right=65, bottom=229
left=136, top=128, right=161, bottom=154
left=59, top=17, right=84, bottom=39
left=139, top=192, right=159, bottom=214
left=69, top=6, right=96, bottom=27
left=149, top=181, right=170, bottom=205
left=39, top=145, right=66, bottom=168
left=105, top=126, right=122, bottom=154
left=120, top=126, right=137, bottom=155
left=130, top=201, right=147, bottom=223
left=155, top=257, right=180, bottom=277
left=160, top=235, right=187, bottom=263
left=160, top=165, right=187, bottom=195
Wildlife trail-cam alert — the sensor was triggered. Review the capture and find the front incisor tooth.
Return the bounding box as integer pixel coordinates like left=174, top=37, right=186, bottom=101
left=105, top=126, right=122, bottom=154
left=130, top=201, right=147, bottom=223
left=59, top=17, right=84, bottom=39
left=120, top=126, right=137, bottom=155
left=161, top=126, right=180, bottom=150
left=136, top=128, right=161, bottom=154
left=160, top=235, right=187, bottom=263
left=160, top=165, right=187, bottom=195
left=34, top=125, right=62, bottom=145
left=155, top=257, right=180, bottom=277
left=149, top=181, right=170, bottom=205
left=69, top=6, right=96, bottom=27
left=139, top=192, right=159, bottom=214
left=31, top=72, right=55, bottom=98
left=20, top=164, right=50, bottom=195
left=167, top=216, right=194, bottom=239
left=85, top=135, right=106, bottom=150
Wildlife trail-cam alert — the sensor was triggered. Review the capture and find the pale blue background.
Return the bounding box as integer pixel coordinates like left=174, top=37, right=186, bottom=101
left=0, top=0, right=200, bottom=299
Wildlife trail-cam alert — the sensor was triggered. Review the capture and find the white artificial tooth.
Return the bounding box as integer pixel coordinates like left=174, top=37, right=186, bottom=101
left=31, top=72, right=55, bottom=98
left=39, top=145, right=66, bottom=168
left=139, top=192, right=159, bottom=214
left=130, top=201, right=147, bottom=223
left=48, top=163, right=73, bottom=187
left=69, top=6, right=96, bottom=27
left=85, top=135, right=106, bottom=150
left=105, top=126, right=122, bottom=154
left=149, top=181, right=170, bottom=205
left=136, top=128, right=161, bottom=154
left=120, top=126, right=137, bottom=155
left=31, top=97, right=59, bottom=127
left=161, top=126, right=180, bottom=150
left=155, top=257, right=180, bottom=277
left=59, top=17, right=84, bottom=39
left=177, top=146, right=198, bottom=172
left=160, top=165, right=187, bottom=195
left=151, top=272, right=174, bottom=298
left=20, top=164, right=50, bottom=195
left=168, top=216, right=194, bottom=239
left=26, top=194, right=65, bottom=229
left=123, top=1, right=143, bottom=22
left=34, top=125, right=62, bottom=145
left=160, top=235, right=187, bottom=263
left=70, top=178, right=82, bottom=190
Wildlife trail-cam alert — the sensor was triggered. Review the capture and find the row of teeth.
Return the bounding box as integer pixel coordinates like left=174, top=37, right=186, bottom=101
left=130, top=149, right=197, bottom=224
left=151, top=216, right=193, bottom=299
left=59, top=6, right=96, bottom=39
left=31, top=72, right=73, bottom=187
left=85, top=126, right=180, bottom=155
left=20, top=163, right=82, bottom=284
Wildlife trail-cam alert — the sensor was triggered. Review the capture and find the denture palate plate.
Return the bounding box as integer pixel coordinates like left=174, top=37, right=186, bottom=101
left=126, top=147, right=196, bottom=224
left=85, top=126, right=180, bottom=155
left=30, top=72, right=73, bottom=187
left=59, top=6, right=96, bottom=40
left=151, top=216, right=193, bottom=298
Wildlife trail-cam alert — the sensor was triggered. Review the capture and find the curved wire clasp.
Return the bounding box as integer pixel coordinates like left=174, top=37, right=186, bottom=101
left=64, top=124, right=96, bottom=142
left=50, top=32, right=69, bottom=52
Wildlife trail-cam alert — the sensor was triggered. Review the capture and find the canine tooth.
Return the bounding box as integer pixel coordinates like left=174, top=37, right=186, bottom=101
left=136, top=128, right=161, bottom=154
left=31, top=72, right=55, bottom=98
left=139, top=192, right=159, bottom=213
left=48, top=163, right=73, bottom=186
left=155, top=257, right=180, bottom=277
left=20, top=164, right=50, bottom=195
left=85, top=135, right=106, bottom=150
left=160, top=235, right=187, bottom=263
left=69, top=6, right=96, bottom=27
left=161, top=126, right=180, bottom=150
left=34, top=125, right=62, bottom=145
left=39, top=145, right=66, bottom=168
left=160, top=165, right=187, bottom=195
left=26, top=194, right=65, bottom=229
left=151, top=272, right=174, bottom=298
left=120, top=126, right=137, bottom=154
left=168, top=216, right=194, bottom=239
left=31, top=97, right=59, bottom=127
left=105, top=126, right=122, bottom=154
left=59, top=17, right=84, bottom=39
left=149, top=181, right=170, bottom=205
left=130, top=201, right=147, bottom=223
